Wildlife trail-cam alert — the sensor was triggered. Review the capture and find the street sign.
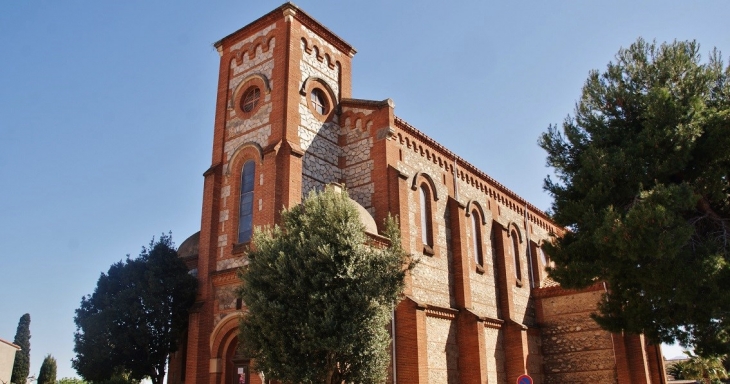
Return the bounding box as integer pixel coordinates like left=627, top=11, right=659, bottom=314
left=516, top=374, right=533, bottom=384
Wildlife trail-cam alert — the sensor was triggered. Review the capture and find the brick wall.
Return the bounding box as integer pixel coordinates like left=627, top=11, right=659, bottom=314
left=537, top=287, right=619, bottom=384
left=175, top=4, right=667, bottom=384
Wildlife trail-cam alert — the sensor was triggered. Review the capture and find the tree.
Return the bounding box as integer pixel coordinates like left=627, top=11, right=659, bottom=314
left=56, top=378, right=87, bottom=384
left=238, top=188, right=414, bottom=384
left=668, top=352, right=728, bottom=384
left=539, top=38, right=730, bottom=355
left=38, top=355, right=57, bottom=384
left=10, top=313, right=30, bottom=384
left=72, top=234, right=197, bottom=384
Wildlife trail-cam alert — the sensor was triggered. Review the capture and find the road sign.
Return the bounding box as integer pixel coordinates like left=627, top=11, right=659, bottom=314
left=516, top=374, right=533, bottom=384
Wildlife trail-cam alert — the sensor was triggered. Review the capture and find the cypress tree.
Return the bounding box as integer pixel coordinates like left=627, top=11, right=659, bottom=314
left=10, top=313, right=30, bottom=384
left=37, top=355, right=57, bottom=384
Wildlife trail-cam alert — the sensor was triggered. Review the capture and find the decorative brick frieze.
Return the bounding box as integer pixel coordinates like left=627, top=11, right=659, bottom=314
left=174, top=4, right=666, bottom=384
left=394, top=117, right=556, bottom=233
left=229, top=23, right=276, bottom=52
left=300, top=34, right=340, bottom=97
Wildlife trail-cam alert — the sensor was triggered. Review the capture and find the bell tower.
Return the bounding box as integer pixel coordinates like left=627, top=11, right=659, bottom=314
left=179, top=4, right=357, bottom=384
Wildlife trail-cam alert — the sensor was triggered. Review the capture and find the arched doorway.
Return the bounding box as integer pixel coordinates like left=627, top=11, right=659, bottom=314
left=225, top=336, right=251, bottom=384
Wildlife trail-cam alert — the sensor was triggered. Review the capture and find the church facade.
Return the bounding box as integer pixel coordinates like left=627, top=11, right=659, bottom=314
left=169, top=3, right=667, bottom=383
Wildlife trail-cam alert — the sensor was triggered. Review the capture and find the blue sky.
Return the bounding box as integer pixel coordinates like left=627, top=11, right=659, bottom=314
left=1, top=1, right=728, bottom=380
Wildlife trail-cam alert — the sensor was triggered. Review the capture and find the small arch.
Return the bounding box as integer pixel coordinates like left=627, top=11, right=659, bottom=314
left=299, top=76, right=338, bottom=104
left=465, top=200, right=487, bottom=224
left=506, top=221, right=524, bottom=243
left=210, top=312, right=243, bottom=356
left=510, top=227, right=523, bottom=283
left=301, top=37, right=312, bottom=53
left=411, top=171, right=439, bottom=201
left=226, top=142, right=264, bottom=175
left=232, top=73, right=271, bottom=95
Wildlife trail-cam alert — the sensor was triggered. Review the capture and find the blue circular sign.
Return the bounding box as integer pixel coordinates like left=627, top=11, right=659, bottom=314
left=517, top=374, right=533, bottom=384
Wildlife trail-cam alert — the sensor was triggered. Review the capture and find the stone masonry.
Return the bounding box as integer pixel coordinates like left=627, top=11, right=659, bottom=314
left=168, top=4, right=668, bottom=384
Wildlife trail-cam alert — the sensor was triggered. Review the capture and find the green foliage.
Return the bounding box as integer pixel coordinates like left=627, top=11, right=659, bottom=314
left=539, top=38, right=730, bottom=355
left=667, top=360, right=690, bottom=380
left=38, top=355, right=57, bottom=384
left=90, top=370, right=138, bottom=384
left=669, top=352, right=728, bottom=384
left=238, top=188, right=414, bottom=384
left=56, top=378, right=88, bottom=384
left=72, top=233, right=197, bottom=384
left=10, top=313, right=31, bottom=384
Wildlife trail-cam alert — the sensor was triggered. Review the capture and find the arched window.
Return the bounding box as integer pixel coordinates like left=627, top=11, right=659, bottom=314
left=310, top=88, right=328, bottom=115
left=511, top=230, right=522, bottom=282
left=419, top=184, right=434, bottom=249
left=238, top=160, right=255, bottom=243
left=471, top=210, right=483, bottom=267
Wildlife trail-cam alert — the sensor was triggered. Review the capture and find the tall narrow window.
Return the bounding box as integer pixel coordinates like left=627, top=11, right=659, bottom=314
left=511, top=230, right=522, bottom=282
left=419, top=185, right=433, bottom=248
left=238, top=160, right=255, bottom=243
left=471, top=211, right=483, bottom=266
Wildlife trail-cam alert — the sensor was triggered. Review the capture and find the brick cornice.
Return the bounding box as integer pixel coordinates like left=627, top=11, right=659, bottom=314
left=463, top=309, right=504, bottom=329
left=394, top=116, right=558, bottom=232
left=214, top=3, right=356, bottom=57
left=425, top=305, right=458, bottom=320
left=404, top=295, right=459, bottom=320
left=340, top=98, right=393, bottom=110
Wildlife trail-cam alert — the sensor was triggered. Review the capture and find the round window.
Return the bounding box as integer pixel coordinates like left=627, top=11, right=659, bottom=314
left=310, top=88, right=328, bottom=115
left=241, top=86, right=261, bottom=113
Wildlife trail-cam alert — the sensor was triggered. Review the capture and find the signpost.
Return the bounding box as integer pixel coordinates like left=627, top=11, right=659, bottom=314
left=516, top=374, right=533, bottom=384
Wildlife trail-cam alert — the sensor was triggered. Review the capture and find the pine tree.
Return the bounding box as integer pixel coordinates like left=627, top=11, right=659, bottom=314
left=540, top=38, right=730, bottom=354
left=37, top=355, right=56, bottom=384
left=10, top=313, right=30, bottom=384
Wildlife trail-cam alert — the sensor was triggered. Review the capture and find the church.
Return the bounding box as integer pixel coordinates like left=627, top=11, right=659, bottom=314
left=168, top=3, right=667, bottom=383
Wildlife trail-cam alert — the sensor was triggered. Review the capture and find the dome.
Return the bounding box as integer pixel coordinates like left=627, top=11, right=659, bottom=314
left=178, top=231, right=200, bottom=259
left=348, top=198, right=378, bottom=235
